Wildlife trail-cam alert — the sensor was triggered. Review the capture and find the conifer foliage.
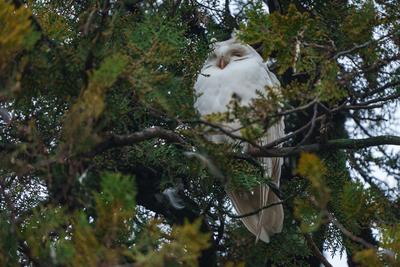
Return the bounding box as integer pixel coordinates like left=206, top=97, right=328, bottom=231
left=0, top=0, right=399, bottom=266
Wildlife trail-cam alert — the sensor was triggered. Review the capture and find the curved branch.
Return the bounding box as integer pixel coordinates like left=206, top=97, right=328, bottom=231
left=80, top=124, right=400, bottom=159
left=84, top=127, right=186, bottom=157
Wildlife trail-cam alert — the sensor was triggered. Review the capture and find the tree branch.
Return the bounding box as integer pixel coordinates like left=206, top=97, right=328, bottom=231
left=84, top=125, right=400, bottom=158
left=323, top=211, right=374, bottom=249
left=227, top=201, right=284, bottom=219
left=303, top=233, right=333, bottom=267
left=185, top=119, right=261, bottom=148
left=84, top=127, right=186, bottom=157
left=251, top=135, right=400, bottom=157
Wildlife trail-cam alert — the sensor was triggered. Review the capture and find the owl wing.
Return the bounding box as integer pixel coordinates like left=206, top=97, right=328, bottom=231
left=194, top=56, right=284, bottom=243
left=227, top=115, right=284, bottom=243
left=227, top=65, right=284, bottom=243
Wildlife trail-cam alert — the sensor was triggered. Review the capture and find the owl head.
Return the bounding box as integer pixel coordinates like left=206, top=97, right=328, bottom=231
left=203, top=35, right=263, bottom=70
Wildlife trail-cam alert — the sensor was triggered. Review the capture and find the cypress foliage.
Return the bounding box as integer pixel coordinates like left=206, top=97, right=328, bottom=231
left=0, top=0, right=399, bottom=266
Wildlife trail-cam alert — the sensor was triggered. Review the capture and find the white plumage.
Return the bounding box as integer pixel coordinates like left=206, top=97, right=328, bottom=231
left=194, top=36, right=284, bottom=243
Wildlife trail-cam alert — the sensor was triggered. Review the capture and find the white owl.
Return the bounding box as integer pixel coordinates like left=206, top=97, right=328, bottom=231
left=194, top=36, right=284, bottom=243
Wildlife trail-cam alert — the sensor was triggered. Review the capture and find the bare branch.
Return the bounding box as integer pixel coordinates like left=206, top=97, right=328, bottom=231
left=261, top=114, right=326, bottom=149
left=323, top=211, right=374, bottom=249
left=321, top=209, right=396, bottom=264
left=186, top=119, right=261, bottom=148
left=251, top=135, right=400, bottom=157
left=276, top=98, right=318, bottom=116
left=303, top=233, right=333, bottom=267
left=348, top=92, right=400, bottom=108
left=227, top=201, right=284, bottom=219
left=359, top=80, right=400, bottom=98
left=85, top=127, right=187, bottom=157
left=333, top=40, right=374, bottom=59
left=333, top=33, right=393, bottom=60
left=292, top=103, right=318, bottom=148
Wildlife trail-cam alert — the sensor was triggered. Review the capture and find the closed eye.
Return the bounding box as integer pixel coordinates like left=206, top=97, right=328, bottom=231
left=230, top=49, right=246, bottom=58
left=232, top=52, right=244, bottom=57
left=233, top=56, right=249, bottom=62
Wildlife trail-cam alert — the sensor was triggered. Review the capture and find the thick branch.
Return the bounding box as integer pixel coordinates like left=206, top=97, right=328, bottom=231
left=78, top=123, right=400, bottom=159
left=251, top=135, right=400, bottom=157
left=85, top=127, right=186, bottom=157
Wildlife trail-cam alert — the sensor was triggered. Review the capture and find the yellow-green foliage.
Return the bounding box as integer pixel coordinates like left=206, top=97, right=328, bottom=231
left=240, top=4, right=325, bottom=75
left=296, top=153, right=330, bottom=208
left=71, top=213, right=106, bottom=267
left=342, top=1, right=377, bottom=45
left=353, top=248, right=382, bottom=267
left=63, top=53, right=128, bottom=151
left=338, top=181, right=385, bottom=234
left=316, top=62, right=348, bottom=103
left=379, top=224, right=400, bottom=265
left=295, top=153, right=331, bottom=232
left=34, top=6, right=72, bottom=42
left=0, top=0, right=32, bottom=71
left=14, top=172, right=208, bottom=267
left=224, top=262, right=245, bottom=267
left=124, top=15, right=188, bottom=116
left=20, top=207, right=66, bottom=259
left=339, top=181, right=368, bottom=228
left=239, top=3, right=351, bottom=104
left=239, top=123, right=264, bottom=141
left=94, top=172, right=136, bottom=242
left=73, top=174, right=134, bottom=267
left=134, top=219, right=210, bottom=267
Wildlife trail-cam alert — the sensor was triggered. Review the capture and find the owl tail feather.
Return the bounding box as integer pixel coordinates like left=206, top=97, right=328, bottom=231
left=227, top=120, right=284, bottom=243
left=227, top=184, right=283, bottom=243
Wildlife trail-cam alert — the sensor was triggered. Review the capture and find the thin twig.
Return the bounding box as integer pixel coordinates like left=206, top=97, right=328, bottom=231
left=186, top=119, right=261, bottom=148
left=359, top=80, right=400, bottom=98
left=333, top=33, right=392, bottom=59
left=323, top=210, right=375, bottom=249
left=227, top=201, right=284, bottom=219
left=261, top=114, right=326, bottom=149
left=291, top=103, right=318, bottom=149
left=276, top=98, right=318, bottom=116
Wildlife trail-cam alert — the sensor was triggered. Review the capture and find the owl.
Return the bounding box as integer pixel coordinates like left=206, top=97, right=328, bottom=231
left=194, top=36, right=284, bottom=243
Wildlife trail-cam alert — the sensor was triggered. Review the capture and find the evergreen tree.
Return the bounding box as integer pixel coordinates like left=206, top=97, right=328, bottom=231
left=0, top=0, right=399, bottom=266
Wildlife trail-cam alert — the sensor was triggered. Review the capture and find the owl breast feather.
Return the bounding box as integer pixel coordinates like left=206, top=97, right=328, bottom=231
left=194, top=58, right=272, bottom=116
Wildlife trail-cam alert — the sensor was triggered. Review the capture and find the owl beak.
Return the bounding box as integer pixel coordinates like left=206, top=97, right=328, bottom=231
left=217, top=57, right=229, bottom=69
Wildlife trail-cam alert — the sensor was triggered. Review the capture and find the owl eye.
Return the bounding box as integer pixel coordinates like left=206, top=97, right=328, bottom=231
left=231, top=50, right=244, bottom=57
